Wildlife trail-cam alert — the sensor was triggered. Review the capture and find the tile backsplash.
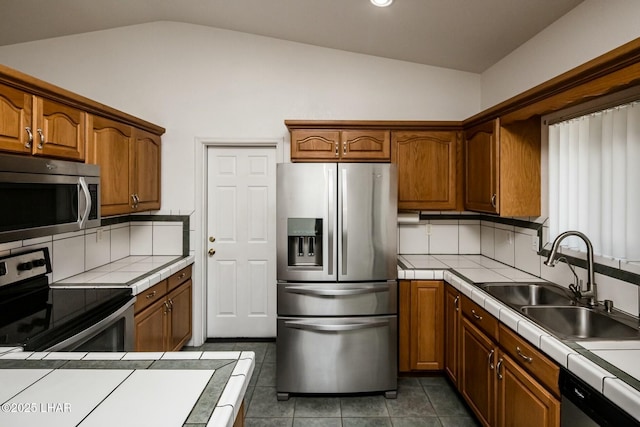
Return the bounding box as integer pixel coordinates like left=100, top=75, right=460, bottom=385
left=0, top=215, right=189, bottom=283
left=399, top=212, right=640, bottom=317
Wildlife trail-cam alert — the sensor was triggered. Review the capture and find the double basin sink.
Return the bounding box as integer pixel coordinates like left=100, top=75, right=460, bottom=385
left=478, top=282, right=640, bottom=340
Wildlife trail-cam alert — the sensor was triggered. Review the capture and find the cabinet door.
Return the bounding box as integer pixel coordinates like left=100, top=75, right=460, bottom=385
left=398, top=280, right=411, bottom=372
left=465, top=120, right=498, bottom=214
left=134, top=299, right=168, bottom=352
left=392, top=131, right=459, bottom=210
left=444, top=284, right=460, bottom=386
left=461, top=316, right=496, bottom=427
left=87, top=115, right=133, bottom=216
left=290, top=130, right=339, bottom=161
left=168, top=279, right=192, bottom=351
left=410, top=280, right=444, bottom=370
left=496, top=353, right=560, bottom=427
left=131, top=128, right=161, bottom=211
left=341, top=130, right=390, bottom=161
left=0, top=84, right=33, bottom=154
left=34, top=98, right=86, bottom=161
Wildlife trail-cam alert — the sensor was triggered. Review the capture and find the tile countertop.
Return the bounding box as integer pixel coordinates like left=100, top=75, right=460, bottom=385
left=399, top=254, right=640, bottom=421
left=51, top=254, right=195, bottom=296
left=0, top=350, right=254, bottom=427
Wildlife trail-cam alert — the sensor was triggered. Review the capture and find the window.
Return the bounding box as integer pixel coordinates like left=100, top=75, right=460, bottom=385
left=546, top=87, right=640, bottom=261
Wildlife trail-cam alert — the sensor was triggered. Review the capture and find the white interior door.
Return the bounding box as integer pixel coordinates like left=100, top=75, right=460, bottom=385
left=206, top=146, right=276, bottom=337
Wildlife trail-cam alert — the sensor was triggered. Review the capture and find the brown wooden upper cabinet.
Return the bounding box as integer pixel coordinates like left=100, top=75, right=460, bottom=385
left=87, top=115, right=161, bottom=216
left=290, top=129, right=390, bottom=162
left=0, top=83, right=85, bottom=161
left=392, top=130, right=461, bottom=210
left=464, top=117, right=540, bottom=217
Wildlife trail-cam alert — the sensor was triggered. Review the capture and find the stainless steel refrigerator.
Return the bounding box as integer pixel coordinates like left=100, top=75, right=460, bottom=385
left=276, top=162, right=398, bottom=400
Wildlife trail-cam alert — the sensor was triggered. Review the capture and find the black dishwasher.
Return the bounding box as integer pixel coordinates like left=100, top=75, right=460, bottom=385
left=560, top=368, right=640, bottom=426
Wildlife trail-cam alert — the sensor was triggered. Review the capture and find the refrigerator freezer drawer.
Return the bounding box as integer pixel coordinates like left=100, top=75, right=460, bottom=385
left=276, top=315, right=397, bottom=395
left=277, top=281, right=397, bottom=316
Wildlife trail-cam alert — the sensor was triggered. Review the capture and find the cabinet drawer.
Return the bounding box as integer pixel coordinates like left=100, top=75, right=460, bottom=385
left=135, top=280, right=168, bottom=313
left=499, top=324, right=560, bottom=397
left=168, top=265, right=192, bottom=291
left=461, top=295, right=498, bottom=341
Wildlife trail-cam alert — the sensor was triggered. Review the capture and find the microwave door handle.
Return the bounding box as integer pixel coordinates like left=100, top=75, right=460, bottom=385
left=78, top=177, right=92, bottom=229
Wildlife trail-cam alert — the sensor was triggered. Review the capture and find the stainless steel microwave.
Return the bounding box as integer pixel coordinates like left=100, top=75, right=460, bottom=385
left=0, top=154, right=100, bottom=243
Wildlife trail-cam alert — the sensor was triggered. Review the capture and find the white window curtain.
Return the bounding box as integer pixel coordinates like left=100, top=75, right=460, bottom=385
left=548, top=100, right=640, bottom=261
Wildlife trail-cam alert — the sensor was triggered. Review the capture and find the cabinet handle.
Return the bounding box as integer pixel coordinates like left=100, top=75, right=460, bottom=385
left=454, top=295, right=459, bottom=312
left=335, top=142, right=339, bottom=157
left=134, top=194, right=140, bottom=207
left=167, top=298, right=173, bottom=312
left=163, top=301, right=169, bottom=314
left=488, top=349, right=495, bottom=370
left=491, top=193, right=497, bottom=208
left=146, top=290, right=157, bottom=299
left=516, top=346, right=533, bottom=363
left=25, top=127, right=33, bottom=148
left=496, top=358, right=504, bottom=380
left=178, top=272, right=186, bottom=280
left=131, top=194, right=137, bottom=208
left=37, top=128, right=45, bottom=149
left=471, top=309, right=483, bottom=321
left=343, top=141, right=347, bottom=155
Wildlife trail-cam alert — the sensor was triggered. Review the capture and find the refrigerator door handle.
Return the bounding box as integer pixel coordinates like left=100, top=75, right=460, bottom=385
left=283, top=285, right=388, bottom=297
left=327, top=166, right=335, bottom=276
left=341, top=168, right=348, bottom=275
left=283, top=319, right=390, bottom=332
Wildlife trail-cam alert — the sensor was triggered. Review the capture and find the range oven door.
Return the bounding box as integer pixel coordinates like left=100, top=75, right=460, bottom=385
left=276, top=315, right=397, bottom=395
left=44, top=298, right=135, bottom=352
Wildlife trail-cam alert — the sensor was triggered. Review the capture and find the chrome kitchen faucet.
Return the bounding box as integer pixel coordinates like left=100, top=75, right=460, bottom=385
left=544, top=230, right=598, bottom=307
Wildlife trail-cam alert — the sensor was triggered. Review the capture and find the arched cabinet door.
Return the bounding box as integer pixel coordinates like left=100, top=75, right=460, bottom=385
left=392, top=130, right=460, bottom=210
left=35, top=97, right=86, bottom=161
left=0, top=83, right=33, bottom=155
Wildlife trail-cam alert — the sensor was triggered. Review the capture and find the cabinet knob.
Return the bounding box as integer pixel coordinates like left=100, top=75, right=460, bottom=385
left=208, top=248, right=216, bottom=256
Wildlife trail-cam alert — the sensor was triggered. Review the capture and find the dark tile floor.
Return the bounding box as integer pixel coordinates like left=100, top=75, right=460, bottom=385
left=184, top=341, right=479, bottom=427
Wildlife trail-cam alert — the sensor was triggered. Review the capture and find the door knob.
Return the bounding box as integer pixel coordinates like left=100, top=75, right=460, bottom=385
left=209, top=236, right=216, bottom=243
left=208, top=249, right=216, bottom=256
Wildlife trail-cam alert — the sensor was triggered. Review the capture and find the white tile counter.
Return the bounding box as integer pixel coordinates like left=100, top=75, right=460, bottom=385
left=399, top=254, right=640, bottom=421
left=0, top=350, right=254, bottom=427
left=51, top=254, right=195, bottom=296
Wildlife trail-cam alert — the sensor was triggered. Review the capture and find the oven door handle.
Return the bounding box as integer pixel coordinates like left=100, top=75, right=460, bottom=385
left=283, top=285, right=387, bottom=297
left=284, top=318, right=390, bottom=332
left=44, top=297, right=136, bottom=351
left=78, top=177, right=92, bottom=229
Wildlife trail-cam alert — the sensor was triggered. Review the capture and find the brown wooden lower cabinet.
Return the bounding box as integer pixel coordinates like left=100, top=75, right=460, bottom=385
left=496, top=352, right=560, bottom=427
left=444, top=283, right=461, bottom=386
left=134, top=267, right=192, bottom=352
left=460, top=316, right=497, bottom=427
left=399, top=280, right=444, bottom=372
left=446, top=288, right=560, bottom=427
left=233, top=401, right=245, bottom=427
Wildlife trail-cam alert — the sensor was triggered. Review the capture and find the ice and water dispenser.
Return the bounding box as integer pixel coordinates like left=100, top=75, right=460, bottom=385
left=287, top=218, right=323, bottom=267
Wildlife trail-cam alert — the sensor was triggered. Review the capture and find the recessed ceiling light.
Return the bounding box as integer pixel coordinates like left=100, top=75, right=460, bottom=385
left=370, top=0, right=393, bottom=7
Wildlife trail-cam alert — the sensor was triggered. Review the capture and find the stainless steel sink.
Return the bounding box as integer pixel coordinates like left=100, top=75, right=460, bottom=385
left=520, top=306, right=640, bottom=340
left=479, top=282, right=573, bottom=307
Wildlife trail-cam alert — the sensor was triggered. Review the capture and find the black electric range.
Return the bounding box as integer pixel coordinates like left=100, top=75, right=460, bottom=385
left=0, top=248, right=134, bottom=351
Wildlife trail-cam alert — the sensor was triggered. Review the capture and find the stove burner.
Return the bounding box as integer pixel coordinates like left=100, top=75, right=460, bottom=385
left=0, top=247, right=133, bottom=351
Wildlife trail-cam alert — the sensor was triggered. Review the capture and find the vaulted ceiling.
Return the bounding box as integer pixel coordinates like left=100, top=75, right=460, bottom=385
left=0, top=0, right=584, bottom=73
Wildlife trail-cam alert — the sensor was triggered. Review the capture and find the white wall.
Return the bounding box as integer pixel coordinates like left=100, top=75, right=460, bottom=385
left=0, top=21, right=480, bottom=213
left=481, top=0, right=640, bottom=109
